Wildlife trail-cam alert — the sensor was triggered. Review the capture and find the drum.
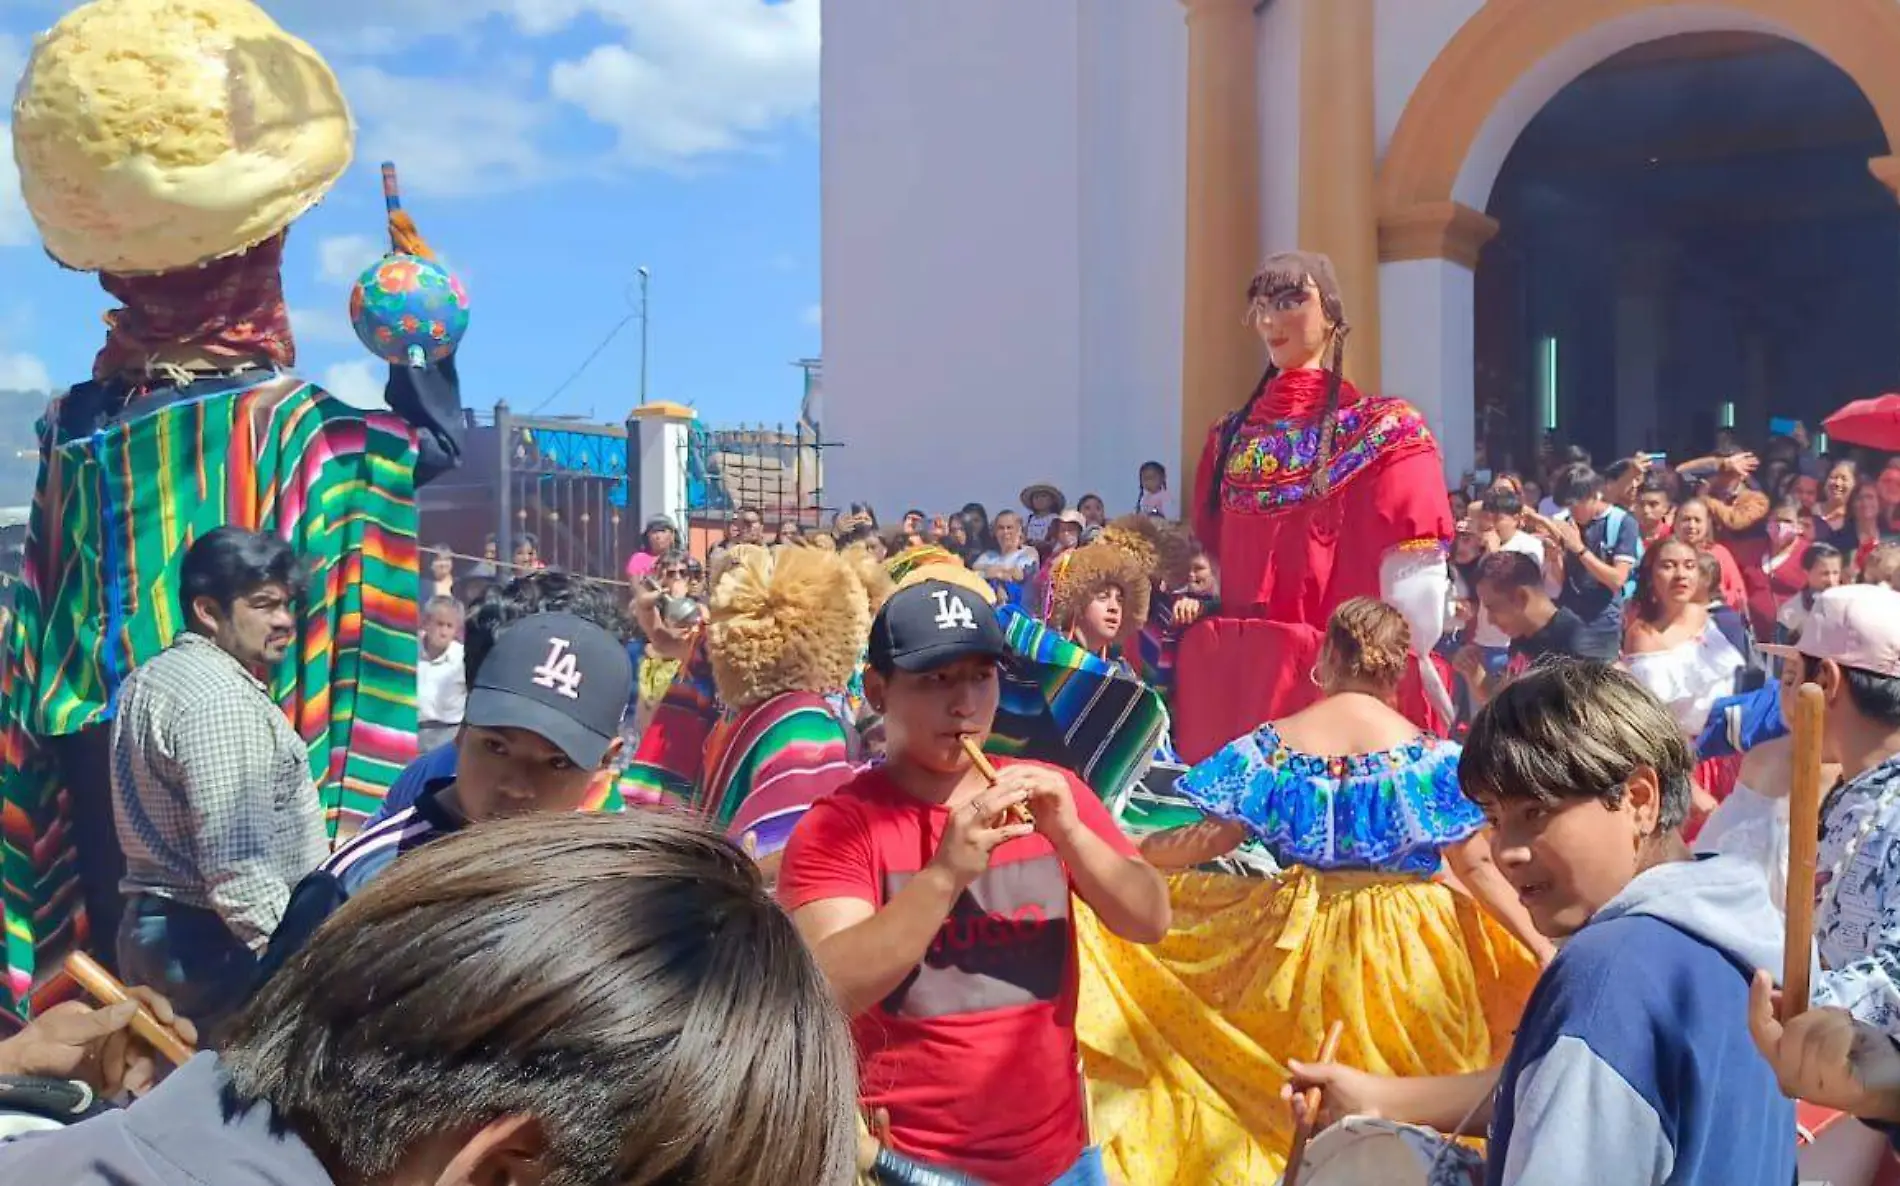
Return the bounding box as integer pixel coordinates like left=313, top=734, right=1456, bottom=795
left=1281, top=1116, right=1484, bottom=1186
left=1796, top=1103, right=1900, bottom=1186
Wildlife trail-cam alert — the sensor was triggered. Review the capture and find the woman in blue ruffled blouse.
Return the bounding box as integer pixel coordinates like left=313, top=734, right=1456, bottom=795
left=1074, top=597, right=1548, bottom=1181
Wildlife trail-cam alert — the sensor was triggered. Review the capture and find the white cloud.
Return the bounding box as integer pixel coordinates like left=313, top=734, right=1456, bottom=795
left=317, top=234, right=382, bottom=286
left=341, top=65, right=551, bottom=197
left=802, top=303, right=822, bottom=329
left=547, top=0, right=818, bottom=166
left=289, top=305, right=357, bottom=348
left=0, top=351, right=51, bottom=393
left=321, top=359, right=386, bottom=409
left=1, top=37, right=34, bottom=250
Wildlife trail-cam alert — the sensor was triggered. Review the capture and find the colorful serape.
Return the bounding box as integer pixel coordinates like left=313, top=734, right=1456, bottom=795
left=990, top=605, right=1167, bottom=809
left=1, top=373, right=419, bottom=1014
left=620, top=633, right=719, bottom=806
left=707, top=691, right=854, bottom=859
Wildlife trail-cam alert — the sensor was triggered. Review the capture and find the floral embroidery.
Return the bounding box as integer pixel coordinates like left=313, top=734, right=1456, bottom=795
left=1219, top=397, right=1437, bottom=515
left=1174, top=723, right=1479, bottom=875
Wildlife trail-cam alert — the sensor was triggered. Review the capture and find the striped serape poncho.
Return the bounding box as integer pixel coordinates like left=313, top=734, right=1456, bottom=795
left=707, top=690, right=855, bottom=861
left=1, top=372, right=419, bottom=1014
left=989, top=605, right=1167, bottom=811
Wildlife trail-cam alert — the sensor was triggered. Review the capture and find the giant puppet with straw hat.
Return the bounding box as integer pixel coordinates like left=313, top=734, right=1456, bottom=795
left=1, top=0, right=468, bottom=1015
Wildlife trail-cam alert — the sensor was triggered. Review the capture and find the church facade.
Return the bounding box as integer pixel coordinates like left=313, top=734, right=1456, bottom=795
left=820, top=0, right=1900, bottom=516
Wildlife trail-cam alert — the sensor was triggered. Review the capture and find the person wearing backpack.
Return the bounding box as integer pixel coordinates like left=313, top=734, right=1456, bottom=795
left=1527, top=463, right=1641, bottom=662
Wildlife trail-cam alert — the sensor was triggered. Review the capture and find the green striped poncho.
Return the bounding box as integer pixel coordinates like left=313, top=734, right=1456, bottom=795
left=1, top=373, right=419, bottom=1015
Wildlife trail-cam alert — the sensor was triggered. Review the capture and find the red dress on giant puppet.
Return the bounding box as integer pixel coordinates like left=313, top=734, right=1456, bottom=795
left=1175, top=252, right=1455, bottom=760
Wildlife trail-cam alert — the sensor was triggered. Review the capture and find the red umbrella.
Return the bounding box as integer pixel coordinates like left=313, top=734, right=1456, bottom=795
left=1825, top=394, right=1900, bottom=451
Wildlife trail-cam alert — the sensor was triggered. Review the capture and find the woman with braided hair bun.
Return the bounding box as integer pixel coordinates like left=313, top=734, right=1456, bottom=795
left=1075, top=598, right=1544, bottom=1184
left=1180, top=251, right=1456, bottom=755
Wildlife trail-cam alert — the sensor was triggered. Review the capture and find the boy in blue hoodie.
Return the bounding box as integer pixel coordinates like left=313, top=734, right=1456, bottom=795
left=1288, top=661, right=1795, bottom=1186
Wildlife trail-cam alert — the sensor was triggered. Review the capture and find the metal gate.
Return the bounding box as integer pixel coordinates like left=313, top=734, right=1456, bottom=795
left=494, top=406, right=635, bottom=581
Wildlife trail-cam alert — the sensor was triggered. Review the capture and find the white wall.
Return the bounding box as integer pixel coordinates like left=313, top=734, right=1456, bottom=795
left=1380, top=257, right=1475, bottom=477
left=1078, top=2, right=1188, bottom=514
left=1373, top=0, right=1486, bottom=160
left=821, top=0, right=1085, bottom=517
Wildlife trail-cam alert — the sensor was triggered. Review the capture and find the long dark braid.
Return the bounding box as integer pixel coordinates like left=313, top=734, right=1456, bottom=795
left=1204, top=364, right=1279, bottom=519
left=1307, top=326, right=1350, bottom=498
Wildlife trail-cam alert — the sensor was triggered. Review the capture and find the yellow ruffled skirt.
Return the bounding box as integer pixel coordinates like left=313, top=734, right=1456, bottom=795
left=1077, top=867, right=1541, bottom=1185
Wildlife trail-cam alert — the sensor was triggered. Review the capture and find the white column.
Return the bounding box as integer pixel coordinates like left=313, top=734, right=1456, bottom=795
left=630, top=403, right=696, bottom=536
left=1379, top=257, right=1476, bottom=479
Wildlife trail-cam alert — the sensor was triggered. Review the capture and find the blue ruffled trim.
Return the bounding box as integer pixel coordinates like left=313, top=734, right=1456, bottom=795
left=1174, top=725, right=1480, bottom=875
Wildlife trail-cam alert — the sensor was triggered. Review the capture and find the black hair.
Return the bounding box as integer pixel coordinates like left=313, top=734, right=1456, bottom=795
left=1603, top=458, right=1636, bottom=483
left=1804, top=542, right=1844, bottom=572
left=1637, top=474, right=1674, bottom=501
left=1845, top=667, right=1900, bottom=727
left=179, top=526, right=305, bottom=628
left=1473, top=549, right=1543, bottom=593
left=1551, top=462, right=1605, bottom=507
left=1460, top=660, right=1693, bottom=832
left=1479, top=489, right=1523, bottom=517
left=1139, top=461, right=1166, bottom=478
left=463, top=570, right=632, bottom=685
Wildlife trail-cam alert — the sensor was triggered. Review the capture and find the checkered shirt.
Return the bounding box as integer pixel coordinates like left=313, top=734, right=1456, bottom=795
left=110, top=632, right=328, bottom=951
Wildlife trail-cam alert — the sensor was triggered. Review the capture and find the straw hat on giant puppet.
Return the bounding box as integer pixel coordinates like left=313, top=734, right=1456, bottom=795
left=12, top=0, right=355, bottom=275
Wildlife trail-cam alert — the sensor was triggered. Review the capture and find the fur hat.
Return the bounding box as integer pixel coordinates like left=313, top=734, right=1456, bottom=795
left=707, top=545, right=871, bottom=709
left=1100, top=514, right=1196, bottom=590
left=1045, top=542, right=1150, bottom=644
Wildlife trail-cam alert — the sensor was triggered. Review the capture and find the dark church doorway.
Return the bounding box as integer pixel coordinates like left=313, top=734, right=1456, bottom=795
left=1476, top=31, right=1900, bottom=473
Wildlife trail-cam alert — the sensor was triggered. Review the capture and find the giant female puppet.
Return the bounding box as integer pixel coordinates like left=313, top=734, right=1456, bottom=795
left=1, top=0, right=463, bottom=1014
left=1178, top=251, right=1454, bottom=756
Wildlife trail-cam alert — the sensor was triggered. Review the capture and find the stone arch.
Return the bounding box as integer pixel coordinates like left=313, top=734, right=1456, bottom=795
left=1377, top=0, right=1900, bottom=254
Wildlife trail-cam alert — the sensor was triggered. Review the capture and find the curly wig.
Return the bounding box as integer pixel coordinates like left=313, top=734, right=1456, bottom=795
left=1100, top=514, right=1194, bottom=590
left=1045, top=542, right=1149, bottom=643
left=707, top=545, right=872, bottom=709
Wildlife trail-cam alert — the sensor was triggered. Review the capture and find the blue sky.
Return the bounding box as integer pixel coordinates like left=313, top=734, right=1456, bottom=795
left=0, top=0, right=820, bottom=429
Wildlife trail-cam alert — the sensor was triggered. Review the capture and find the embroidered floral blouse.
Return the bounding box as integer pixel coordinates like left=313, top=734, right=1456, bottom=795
left=1174, top=723, right=1479, bottom=875
left=1192, top=368, right=1452, bottom=624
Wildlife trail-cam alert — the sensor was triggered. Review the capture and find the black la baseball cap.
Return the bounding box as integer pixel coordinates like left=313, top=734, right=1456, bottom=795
left=868, top=580, right=1009, bottom=674
left=463, top=612, right=633, bottom=767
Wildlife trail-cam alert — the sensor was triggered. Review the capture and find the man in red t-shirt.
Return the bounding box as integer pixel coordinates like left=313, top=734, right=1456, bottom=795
left=779, top=580, right=1171, bottom=1186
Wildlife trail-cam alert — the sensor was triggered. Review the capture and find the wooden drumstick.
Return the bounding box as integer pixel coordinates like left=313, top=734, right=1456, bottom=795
left=959, top=735, right=1033, bottom=825
left=1783, top=682, right=1827, bottom=1024
left=1281, top=1021, right=1346, bottom=1186
left=63, top=951, right=198, bottom=1068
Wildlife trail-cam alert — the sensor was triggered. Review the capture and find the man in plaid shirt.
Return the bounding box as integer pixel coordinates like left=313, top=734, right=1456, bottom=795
left=109, top=527, right=327, bottom=1038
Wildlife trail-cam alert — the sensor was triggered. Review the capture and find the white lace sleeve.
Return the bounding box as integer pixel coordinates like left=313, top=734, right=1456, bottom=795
left=1380, top=543, right=1456, bottom=723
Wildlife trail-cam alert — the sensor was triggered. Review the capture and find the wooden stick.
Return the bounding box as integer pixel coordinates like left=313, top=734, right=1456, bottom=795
left=62, top=951, right=197, bottom=1068
left=1281, top=1020, right=1346, bottom=1186
left=959, top=735, right=1032, bottom=825
left=1783, top=681, right=1828, bottom=1024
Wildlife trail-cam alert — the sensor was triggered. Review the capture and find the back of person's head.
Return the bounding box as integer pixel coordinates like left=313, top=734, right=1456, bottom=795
left=1479, top=489, right=1523, bottom=518
left=1322, top=597, right=1409, bottom=690
left=179, top=526, right=304, bottom=629
left=1551, top=462, right=1604, bottom=508
left=227, top=812, right=857, bottom=1186
left=1695, top=551, right=1721, bottom=599
left=1460, top=661, right=1692, bottom=833
left=1474, top=549, right=1543, bottom=595
left=1865, top=542, right=1900, bottom=588
left=464, top=570, right=632, bottom=685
